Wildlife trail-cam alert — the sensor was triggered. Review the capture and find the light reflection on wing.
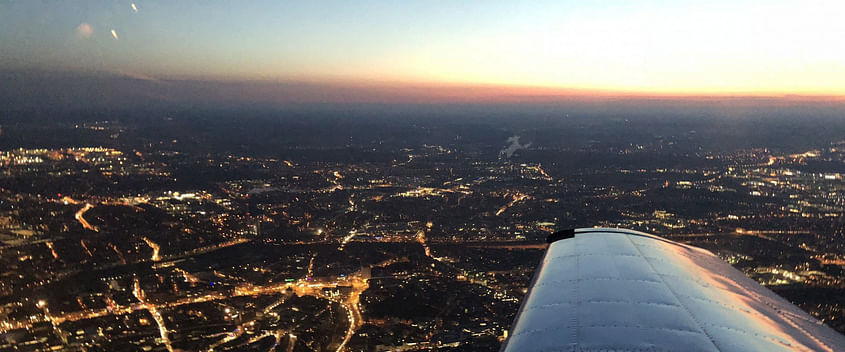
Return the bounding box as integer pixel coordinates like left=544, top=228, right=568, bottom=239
left=502, top=228, right=845, bottom=352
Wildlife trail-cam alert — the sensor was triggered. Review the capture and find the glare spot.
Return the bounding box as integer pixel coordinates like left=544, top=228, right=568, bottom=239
left=75, top=23, right=93, bottom=38
left=111, top=29, right=119, bottom=40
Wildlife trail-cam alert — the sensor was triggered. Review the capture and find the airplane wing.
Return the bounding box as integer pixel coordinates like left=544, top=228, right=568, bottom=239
left=501, top=228, right=845, bottom=351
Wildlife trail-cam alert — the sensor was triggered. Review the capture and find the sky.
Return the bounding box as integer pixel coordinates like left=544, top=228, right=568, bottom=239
left=2, top=0, right=845, bottom=103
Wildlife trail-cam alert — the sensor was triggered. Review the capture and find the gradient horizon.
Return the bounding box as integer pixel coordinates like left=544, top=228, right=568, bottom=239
left=2, top=1, right=845, bottom=100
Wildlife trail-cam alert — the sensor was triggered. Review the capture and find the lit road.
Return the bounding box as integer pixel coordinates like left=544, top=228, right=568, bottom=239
left=495, top=192, right=531, bottom=216
left=416, top=230, right=432, bottom=258
left=133, top=277, right=174, bottom=352
left=142, top=237, right=161, bottom=261
left=74, top=203, right=97, bottom=231
left=337, top=279, right=367, bottom=352
left=3, top=274, right=369, bottom=352
left=536, top=163, right=553, bottom=179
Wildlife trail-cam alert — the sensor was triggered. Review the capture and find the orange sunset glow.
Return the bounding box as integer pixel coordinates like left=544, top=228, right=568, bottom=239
left=2, top=1, right=845, bottom=102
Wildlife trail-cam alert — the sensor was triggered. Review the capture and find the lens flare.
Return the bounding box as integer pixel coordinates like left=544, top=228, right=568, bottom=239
left=75, top=23, right=93, bottom=38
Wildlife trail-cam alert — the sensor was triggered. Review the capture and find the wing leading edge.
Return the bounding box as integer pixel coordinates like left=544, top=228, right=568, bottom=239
left=501, top=228, right=845, bottom=352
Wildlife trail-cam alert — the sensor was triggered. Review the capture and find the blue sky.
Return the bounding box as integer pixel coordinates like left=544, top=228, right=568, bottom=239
left=2, top=1, right=845, bottom=96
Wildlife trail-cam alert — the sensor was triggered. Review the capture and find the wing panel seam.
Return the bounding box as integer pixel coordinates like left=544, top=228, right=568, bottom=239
left=624, top=234, right=723, bottom=352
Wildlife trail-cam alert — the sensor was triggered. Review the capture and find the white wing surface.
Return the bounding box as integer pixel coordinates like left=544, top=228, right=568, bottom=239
left=502, top=228, right=845, bottom=352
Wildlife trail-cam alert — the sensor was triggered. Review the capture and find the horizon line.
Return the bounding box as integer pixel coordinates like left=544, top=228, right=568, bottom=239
left=4, top=67, right=845, bottom=104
